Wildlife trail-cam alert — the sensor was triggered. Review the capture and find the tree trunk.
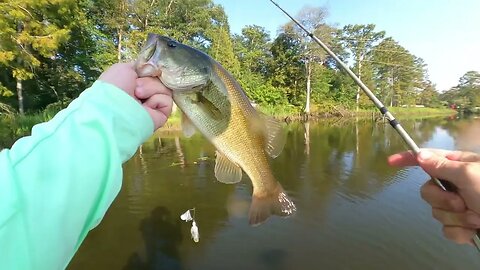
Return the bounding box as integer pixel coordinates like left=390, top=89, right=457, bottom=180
left=355, top=59, right=362, bottom=111
left=16, top=21, right=25, bottom=114
left=305, top=61, right=311, bottom=114
left=117, top=30, right=122, bottom=61
left=390, top=74, right=394, bottom=107
left=17, top=79, right=24, bottom=115
left=355, top=88, right=361, bottom=111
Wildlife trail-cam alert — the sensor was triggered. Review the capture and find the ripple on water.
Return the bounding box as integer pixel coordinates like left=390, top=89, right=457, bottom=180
left=68, top=119, right=480, bottom=270
left=125, top=173, right=151, bottom=216
left=390, top=167, right=413, bottom=184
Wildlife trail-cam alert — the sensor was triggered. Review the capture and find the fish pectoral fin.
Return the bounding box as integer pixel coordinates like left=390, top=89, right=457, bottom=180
left=249, top=184, right=296, bottom=226
left=264, top=117, right=287, bottom=159
left=214, top=151, right=242, bottom=184
left=181, top=112, right=196, bottom=138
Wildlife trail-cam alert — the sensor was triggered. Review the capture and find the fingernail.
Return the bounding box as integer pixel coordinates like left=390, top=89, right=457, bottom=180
left=418, top=151, right=433, bottom=161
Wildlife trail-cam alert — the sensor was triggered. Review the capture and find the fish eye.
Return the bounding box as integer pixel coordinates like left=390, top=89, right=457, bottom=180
left=167, top=41, right=177, bottom=48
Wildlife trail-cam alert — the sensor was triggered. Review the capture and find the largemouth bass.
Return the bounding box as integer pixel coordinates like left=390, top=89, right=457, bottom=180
left=135, top=33, right=296, bottom=225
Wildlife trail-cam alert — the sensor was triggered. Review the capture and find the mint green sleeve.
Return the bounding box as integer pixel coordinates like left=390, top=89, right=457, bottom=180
left=0, top=81, right=153, bottom=270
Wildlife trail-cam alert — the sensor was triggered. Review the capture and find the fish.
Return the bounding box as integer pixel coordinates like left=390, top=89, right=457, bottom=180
left=135, top=33, right=296, bottom=225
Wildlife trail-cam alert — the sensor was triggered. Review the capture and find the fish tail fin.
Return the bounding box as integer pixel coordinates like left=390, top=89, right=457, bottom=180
left=248, top=184, right=296, bottom=226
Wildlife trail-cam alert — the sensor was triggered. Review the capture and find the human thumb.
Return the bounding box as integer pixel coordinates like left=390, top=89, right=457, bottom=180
left=417, top=150, right=459, bottom=185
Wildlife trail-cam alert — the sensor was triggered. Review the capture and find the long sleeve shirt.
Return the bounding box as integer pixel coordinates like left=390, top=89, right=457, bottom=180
left=0, top=81, right=153, bottom=270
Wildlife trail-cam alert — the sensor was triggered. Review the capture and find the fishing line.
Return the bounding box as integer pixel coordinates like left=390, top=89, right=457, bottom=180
left=268, top=0, right=480, bottom=252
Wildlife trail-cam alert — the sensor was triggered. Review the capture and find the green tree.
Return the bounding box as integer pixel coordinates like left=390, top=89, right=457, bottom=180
left=338, top=24, right=385, bottom=110
left=0, top=0, right=74, bottom=114
left=370, top=37, right=425, bottom=107
left=268, top=31, right=304, bottom=106
left=123, top=0, right=228, bottom=59
left=328, top=69, right=357, bottom=106
left=32, top=0, right=116, bottom=108
left=232, top=25, right=288, bottom=105
left=441, top=71, right=480, bottom=111
left=209, top=26, right=240, bottom=76
left=283, top=6, right=334, bottom=113
left=418, top=81, right=440, bottom=107
left=89, top=0, right=130, bottom=62
left=458, top=71, right=480, bottom=88
left=233, top=25, right=271, bottom=76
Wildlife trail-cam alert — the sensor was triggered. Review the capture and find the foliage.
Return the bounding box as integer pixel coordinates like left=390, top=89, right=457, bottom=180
left=0, top=111, right=52, bottom=148
left=256, top=103, right=301, bottom=118
left=418, top=81, right=442, bottom=108
left=238, top=71, right=288, bottom=106
left=0, top=0, right=80, bottom=113
left=233, top=25, right=271, bottom=76
left=0, top=0, right=474, bottom=142
left=268, top=31, right=305, bottom=105
left=280, top=6, right=334, bottom=113
left=440, top=71, right=480, bottom=112
left=338, top=24, right=385, bottom=109
left=0, top=102, right=15, bottom=115
left=370, top=38, right=427, bottom=107
left=209, top=26, right=240, bottom=76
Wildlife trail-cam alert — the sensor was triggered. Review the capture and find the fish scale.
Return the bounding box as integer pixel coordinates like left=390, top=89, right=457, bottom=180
left=210, top=63, right=276, bottom=192
left=135, top=33, right=296, bottom=225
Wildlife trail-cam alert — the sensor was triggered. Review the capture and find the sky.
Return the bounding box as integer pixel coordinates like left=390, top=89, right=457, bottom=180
left=213, top=0, right=480, bottom=91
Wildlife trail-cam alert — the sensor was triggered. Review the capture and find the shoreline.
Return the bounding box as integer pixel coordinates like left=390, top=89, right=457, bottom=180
left=0, top=107, right=460, bottom=146
left=156, top=107, right=458, bottom=132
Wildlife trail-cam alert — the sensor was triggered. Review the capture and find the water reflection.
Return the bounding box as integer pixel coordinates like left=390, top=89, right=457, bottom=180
left=68, top=118, right=480, bottom=270
left=258, top=249, right=288, bottom=270
left=174, top=137, right=186, bottom=168
left=303, top=121, right=310, bottom=156
left=279, top=119, right=411, bottom=203
left=123, top=207, right=183, bottom=270
left=442, top=117, right=480, bottom=153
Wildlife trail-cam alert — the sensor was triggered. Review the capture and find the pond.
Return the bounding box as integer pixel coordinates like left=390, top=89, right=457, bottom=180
left=67, top=117, right=480, bottom=270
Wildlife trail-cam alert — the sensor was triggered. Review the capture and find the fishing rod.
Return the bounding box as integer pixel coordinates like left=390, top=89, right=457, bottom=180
left=268, top=0, right=480, bottom=251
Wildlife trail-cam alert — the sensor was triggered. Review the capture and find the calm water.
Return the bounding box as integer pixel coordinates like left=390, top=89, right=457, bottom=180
left=68, top=117, right=480, bottom=270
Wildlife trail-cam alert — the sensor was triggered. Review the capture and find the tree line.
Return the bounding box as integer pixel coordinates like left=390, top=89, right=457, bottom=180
left=1, top=0, right=478, bottom=116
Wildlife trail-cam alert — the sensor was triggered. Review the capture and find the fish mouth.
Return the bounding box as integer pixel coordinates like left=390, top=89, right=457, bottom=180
left=135, top=61, right=162, bottom=78
left=135, top=60, right=197, bottom=92
left=161, top=79, right=202, bottom=92
left=158, top=68, right=207, bottom=92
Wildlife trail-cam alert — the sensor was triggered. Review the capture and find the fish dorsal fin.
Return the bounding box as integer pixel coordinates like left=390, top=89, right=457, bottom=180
left=264, top=117, right=287, bottom=159
left=214, top=151, right=242, bottom=184
left=181, top=112, right=196, bottom=138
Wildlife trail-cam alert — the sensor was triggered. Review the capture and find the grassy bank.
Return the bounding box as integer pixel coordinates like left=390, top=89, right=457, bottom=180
left=358, top=107, right=457, bottom=120
left=157, top=105, right=457, bottom=132
left=0, top=104, right=60, bottom=148
left=0, top=105, right=458, bottom=148
left=0, top=112, right=52, bottom=148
